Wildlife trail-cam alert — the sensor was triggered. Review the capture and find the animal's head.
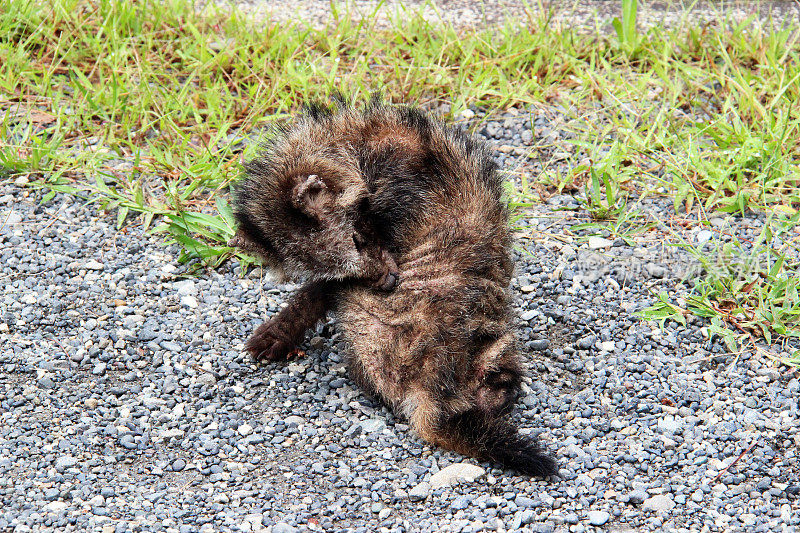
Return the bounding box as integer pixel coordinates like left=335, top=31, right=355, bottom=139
left=232, top=161, right=397, bottom=290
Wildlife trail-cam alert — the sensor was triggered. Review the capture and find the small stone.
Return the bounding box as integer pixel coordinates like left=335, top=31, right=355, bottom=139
left=628, top=489, right=648, bottom=505
left=429, top=463, right=485, bottom=489
left=122, top=314, right=145, bottom=329
left=696, top=229, right=713, bottom=244
left=520, top=285, right=536, bottom=293
left=272, top=523, right=297, bottom=533
left=181, top=295, right=198, bottom=308
left=92, top=362, right=106, bottom=375
left=46, top=501, right=67, bottom=513
left=529, top=339, right=550, bottom=351
left=55, top=456, right=78, bottom=472
left=196, top=373, right=217, bottom=387
left=37, top=376, right=56, bottom=389
left=108, top=387, right=126, bottom=397
left=2, top=209, right=22, bottom=226
left=238, top=423, right=253, bottom=436
left=741, top=513, right=757, bottom=526
left=657, top=415, right=684, bottom=434
left=287, top=362, right=306, bottom=374
left=519, top=509, right=536, bottom=526
left=119, top=434, right=137, bottom=450
left=208, top=38, right=235, bottom=52
left=245, top=514, right=264, bottom=530
left=360, top=419, right=386, bottom=433
left=576, top=335, right=596, bottom=350
left=174, top=280, right=197, bottom=295
left=587, top=510, right=610, bottom=526
left=460, top=109, right=475, bottom=120
left=588, top=237, right=613, bottom=250
left=515, top=495, right=537, bottom=508
left=172, top=459, right=186, bottom=472
left=161, top=341, right=182, bottom=352
left=142, top=397, right=165, bottom=409
left=84, top=260, right=104, bottom=270
left=520, top=310, right=537, bottom=321
left=14, top=175, right=29, bottom=187
left=451, top=496, right=472, bottom=510
left=309, top=336, right=325, bottom=349
left=284, top=415, right=304, bottom=426
left=660, top=436, right=677, bottom=449
left=599, top=340, right=615, bottom=352
left=643, top=494, right=675, bottom=512
left=646, top=263, right=666, bottom=278
left=781, top=504, right=792, bottom=521
left=409, top=481, right=431, bottom=501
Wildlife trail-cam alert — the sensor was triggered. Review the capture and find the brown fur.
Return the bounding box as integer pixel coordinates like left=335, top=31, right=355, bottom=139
left=233, top=98, right=557, bottom=477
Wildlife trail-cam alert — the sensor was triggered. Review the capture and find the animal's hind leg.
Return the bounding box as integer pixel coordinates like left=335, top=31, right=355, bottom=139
left=475, top=366, right=522, bottom=416
left=247, top=280, right=335, bottom=362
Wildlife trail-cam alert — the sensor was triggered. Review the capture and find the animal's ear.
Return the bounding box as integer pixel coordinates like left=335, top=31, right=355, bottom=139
left=291, top=174, right=328, bottom=219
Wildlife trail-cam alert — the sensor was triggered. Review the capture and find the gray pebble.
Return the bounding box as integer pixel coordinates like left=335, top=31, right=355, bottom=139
left=587, top=510, right=610, bottom=526
left=409, top=482, right=431, bottom=501
left=529, top=339, right=550, bottom=351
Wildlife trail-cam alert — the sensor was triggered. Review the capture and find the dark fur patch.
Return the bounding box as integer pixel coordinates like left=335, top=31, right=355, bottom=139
left=439, top=409, right=558, bottom=478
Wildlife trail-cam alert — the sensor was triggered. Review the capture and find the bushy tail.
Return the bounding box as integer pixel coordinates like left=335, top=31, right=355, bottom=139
left=436, top=409, right=558, bottom=478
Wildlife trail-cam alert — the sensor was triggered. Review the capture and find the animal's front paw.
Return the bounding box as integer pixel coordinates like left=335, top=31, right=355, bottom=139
left=372, top=269, right=399, bottom=291
left=246, top=320, right=295, bottom=361
left=371, top=248, right=400, bottom=291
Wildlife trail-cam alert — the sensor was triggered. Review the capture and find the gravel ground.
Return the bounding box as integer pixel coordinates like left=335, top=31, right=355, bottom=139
left=210, top=0, right=800, bottom=30
left=2, top=104, right=800, bottom=532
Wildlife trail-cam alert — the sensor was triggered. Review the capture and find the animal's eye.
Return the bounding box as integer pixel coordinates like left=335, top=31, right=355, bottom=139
left=352, top=232, right=366, bottom=252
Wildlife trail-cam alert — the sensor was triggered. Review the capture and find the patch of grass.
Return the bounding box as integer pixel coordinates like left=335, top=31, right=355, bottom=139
left=573, top=141, right=639, bottom=221
left=641, top=213, right=800, bottom=363
left=557, top=14, right=800, bottom=216
left=612, top=0, right=641, bottom=53
left=1, top=0, right=798, bottom=358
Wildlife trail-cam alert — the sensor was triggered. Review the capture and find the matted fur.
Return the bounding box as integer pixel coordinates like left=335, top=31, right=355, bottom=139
left=233, top=98, right=558, bottom=478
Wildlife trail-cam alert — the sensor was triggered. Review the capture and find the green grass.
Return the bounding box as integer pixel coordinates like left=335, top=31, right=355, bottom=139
left=640, top=212, right=800, bottom=364
left=1, top=0, right=799, bottom=360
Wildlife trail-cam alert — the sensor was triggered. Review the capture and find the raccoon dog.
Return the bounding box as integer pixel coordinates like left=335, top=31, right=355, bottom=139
left=232, top=98, right=557, bottom=478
